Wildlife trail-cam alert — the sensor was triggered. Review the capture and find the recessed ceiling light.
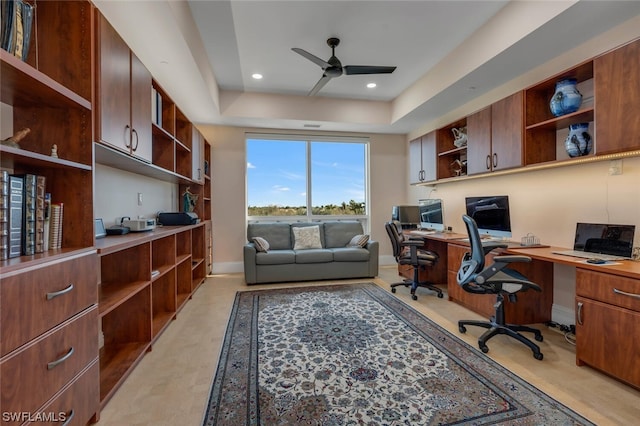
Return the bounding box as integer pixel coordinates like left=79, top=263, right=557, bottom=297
left=252, top=73, right=263, bottom=80
left=367, top=83, right=377, bottom=89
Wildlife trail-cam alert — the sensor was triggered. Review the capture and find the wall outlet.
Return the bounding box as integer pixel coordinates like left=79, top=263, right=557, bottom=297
left=608, top=159, right=622, bottom=175
left=137, top=192, right=143, bottom=205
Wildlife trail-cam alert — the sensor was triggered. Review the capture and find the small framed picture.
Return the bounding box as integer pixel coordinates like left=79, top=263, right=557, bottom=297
left=95, top=218, right=107, bottom=239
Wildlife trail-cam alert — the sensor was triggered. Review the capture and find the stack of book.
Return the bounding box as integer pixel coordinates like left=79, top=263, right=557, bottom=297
left=0, top=172, right=54, bottom=259
left=1, top=0, right=34, bottom=61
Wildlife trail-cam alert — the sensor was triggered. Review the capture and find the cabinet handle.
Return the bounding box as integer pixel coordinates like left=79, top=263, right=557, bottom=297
left=47, top=347, right=74, bottom=370
left=577, top=301, right=583, bottom=325
left=46, top=283, right=74, bottom=300
left=61, top=410, right=75, bottom=426
left=493, top=153, right=498, bottom=168
left=131, top=128, right=139, bottom=151
left=124, top=125, right=131, bottom=148
left=486, top=155, right=491, bottom=170
left=613, top=288, right=640, bottom=299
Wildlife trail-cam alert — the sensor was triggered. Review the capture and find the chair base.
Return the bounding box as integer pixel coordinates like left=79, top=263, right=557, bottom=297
left=390, top=278, right=443, bottom=300
left=458, top=318, right=544, bottom=360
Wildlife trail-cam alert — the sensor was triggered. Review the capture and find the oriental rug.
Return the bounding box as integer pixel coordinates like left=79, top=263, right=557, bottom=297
left=203, top=283, right=594, bottom=425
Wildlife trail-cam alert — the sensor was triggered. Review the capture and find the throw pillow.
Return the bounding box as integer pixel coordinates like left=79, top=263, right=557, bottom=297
left=347, top=234, right=369, bottom=248
left=252, top=237, right=270, bottom=252
left=293, top=225, right=322, bottom=250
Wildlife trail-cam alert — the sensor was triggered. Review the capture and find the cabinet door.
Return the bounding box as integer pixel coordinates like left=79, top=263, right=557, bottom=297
left=420, top=131, right=437, bottom=182
left=490, top=91, right=523, bottom=171
left=595, top=39, right=640, bottom=155
left=192, top=129, right=204, bottom=183
left=466, top=106, right=492, bottom=175
left=96, top=14, right=131, bottom=154
left=576, top=297, right=640, bottom=388
left=408, top=137, right=424, bottom=184
left=130, top=52, right=153, bottom=162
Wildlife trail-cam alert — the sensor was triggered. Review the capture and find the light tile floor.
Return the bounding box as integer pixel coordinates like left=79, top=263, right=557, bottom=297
left=97, top=267, right=640, bottom=425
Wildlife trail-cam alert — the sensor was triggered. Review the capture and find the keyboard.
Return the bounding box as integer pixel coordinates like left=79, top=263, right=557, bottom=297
left=410, top=230, right=437, bottom=236
left=552, top=249, right=630, bottom=261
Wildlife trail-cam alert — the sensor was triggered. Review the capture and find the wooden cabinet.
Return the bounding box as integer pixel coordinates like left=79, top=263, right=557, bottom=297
left=594, top=38, right=640, bottom=155
left=96, top=13, right=152, bottom=162
left=446, top=243, right=553, bottom=324
left=488, top=91, right=524, bottom=171
left=575, top=269, right=640, bottom=389
left=409, top=132, right=437, bottom=184
left=192, top=128, right=205, bottom=184
left=95, top=224, right=209, bottom=409
left=1, top=1, right=99, bottom=423
left=466, top=106, right=492, bottom=175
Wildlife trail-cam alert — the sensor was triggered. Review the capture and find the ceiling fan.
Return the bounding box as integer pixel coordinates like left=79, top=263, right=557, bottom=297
left=292, top=37, right=397, bottom=96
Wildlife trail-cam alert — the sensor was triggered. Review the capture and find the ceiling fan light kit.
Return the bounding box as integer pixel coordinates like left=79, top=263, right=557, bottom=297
left=292, top=37, right=396, bottom=96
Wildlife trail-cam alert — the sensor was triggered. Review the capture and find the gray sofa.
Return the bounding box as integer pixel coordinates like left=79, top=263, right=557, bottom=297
left=243, top=221, right=379, bottom=284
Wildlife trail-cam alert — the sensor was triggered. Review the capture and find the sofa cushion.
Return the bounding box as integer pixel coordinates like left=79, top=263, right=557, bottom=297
left=295, top=249, right=333, bottom=264
left=291, top=223, right=326, bottom=247
left=332, top=247, right=371, bottom=262
left=252, top=237, right=270, bottom=252
left=248, top=223, right=292, bottom=250
left=292, top=225, right=323, bottom=250
left=255, top=250, right=295, bottom=265
left=347, top=234, right=369, bottom=248
left=324, top=221, right=364, bottom=248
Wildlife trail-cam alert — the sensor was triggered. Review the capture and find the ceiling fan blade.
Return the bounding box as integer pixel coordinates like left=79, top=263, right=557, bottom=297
left=343, top=65, right=397, bottom=75
left=308, top=75, right=332, bottom=96
left=292, top=48, right=331, bottom=69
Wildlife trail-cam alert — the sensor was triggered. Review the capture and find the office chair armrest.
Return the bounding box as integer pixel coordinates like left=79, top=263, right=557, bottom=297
left=481, top=241, right=507, bottom=255
left=492, top=255, right=531, bottom=264
left=401, top=239, right=424, bottom=247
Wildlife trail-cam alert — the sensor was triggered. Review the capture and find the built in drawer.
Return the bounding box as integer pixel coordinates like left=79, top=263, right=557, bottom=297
left=0, top=306, right=98, bottom=418
left=576, top=268, right=640, bottom=312
left=21, top=360, right=100, bottom=426
left=0, top=252, right=98, bottom=356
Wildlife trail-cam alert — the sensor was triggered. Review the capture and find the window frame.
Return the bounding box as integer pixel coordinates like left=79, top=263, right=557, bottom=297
left=245, top=133, right=370, bottom=228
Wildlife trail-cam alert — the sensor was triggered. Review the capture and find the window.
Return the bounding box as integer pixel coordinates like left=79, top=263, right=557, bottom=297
left=246, top=134, right=368, bottom=220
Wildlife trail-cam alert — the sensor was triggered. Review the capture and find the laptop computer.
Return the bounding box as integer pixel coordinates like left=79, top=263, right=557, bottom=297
left=553, top=222, right=636, bottom=261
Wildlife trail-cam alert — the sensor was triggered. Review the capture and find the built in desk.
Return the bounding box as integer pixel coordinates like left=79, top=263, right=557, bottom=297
left=399, top=231, right=640, bottom=389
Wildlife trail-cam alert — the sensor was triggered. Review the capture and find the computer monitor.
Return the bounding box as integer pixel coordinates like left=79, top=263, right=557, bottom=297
left=418, top=199, right=444, bottom=231
left=465, top=195, right=512, bottom=239
left=391, top=205, right=420, bottom=229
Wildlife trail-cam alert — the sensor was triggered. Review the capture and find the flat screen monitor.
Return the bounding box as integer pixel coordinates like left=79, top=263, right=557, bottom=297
left=391, top=205, right=420, bottom=228
left=465, top=195, right=512, bottom=239
left=418, top=199, right=444, bottom=231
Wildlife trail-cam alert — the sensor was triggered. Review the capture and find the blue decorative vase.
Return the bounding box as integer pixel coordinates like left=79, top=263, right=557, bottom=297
left=564, top=123, right=592, bottom=157
left=550, top=78, right=582, bottom=117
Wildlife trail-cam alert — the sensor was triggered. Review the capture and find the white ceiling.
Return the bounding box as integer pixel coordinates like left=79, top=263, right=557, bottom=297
left=95, top=1, right=640, bottom=135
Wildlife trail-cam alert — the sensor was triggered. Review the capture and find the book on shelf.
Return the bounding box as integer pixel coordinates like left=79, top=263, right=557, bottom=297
left=20, top=173, right=36, bottom=255
left=43, top=192, right=51, bottom=252
left=49, top=202, right=63, bottom=250
left=7, top=174, right=23, bottom=258
left=35, top=175, right=46, bottom=253
left=0, top=171, right=8, bottom=260
left=0, top=0, right=34, bottom=61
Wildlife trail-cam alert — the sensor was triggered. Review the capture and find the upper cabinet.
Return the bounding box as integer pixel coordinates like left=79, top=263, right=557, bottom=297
left=409, top=132, right=437, bottom=184
left=594, top=39, right=640, bottom=156
left=413, top=37, right=640, bottom=185
left=95, top=13, right=152, bottom=163
left=192, top=128, right=205, bottom=184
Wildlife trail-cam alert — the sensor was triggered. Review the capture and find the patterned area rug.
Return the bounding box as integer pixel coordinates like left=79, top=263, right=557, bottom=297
left=203, top=283, right=594, bottom=425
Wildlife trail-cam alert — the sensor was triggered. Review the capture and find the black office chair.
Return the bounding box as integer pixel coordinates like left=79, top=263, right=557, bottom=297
left=457, top=215, right=544, bottom=360
left=385, top=221, right=443, bottom=300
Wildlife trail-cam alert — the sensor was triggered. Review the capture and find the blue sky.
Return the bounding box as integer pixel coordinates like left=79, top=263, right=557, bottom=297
left=247, top=139, right=366, bottom=207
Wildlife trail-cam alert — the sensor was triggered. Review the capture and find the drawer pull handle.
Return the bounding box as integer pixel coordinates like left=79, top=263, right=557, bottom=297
left=613, top=288, right=640, bottom=299
left=577, top=302, right=583, bottom=325
left=46, top=284, right=74, bottom=300
left=61, top=410, right=75, bottom=426
left=47, top=347, right=74, bottom=370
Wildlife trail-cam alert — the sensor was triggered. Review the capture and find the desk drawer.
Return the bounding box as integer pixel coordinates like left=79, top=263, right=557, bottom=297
left=0, top=252, right=98, bottom=356
left=0, top=306, right=98, bottom=417
left=577, top=268, right=640, bottom=312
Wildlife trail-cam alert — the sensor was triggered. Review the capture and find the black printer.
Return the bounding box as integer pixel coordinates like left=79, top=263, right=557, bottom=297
left=157, top=212, right=199, bottom=226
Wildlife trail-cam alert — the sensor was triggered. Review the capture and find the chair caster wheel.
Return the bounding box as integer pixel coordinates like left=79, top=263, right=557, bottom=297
left=535, top=334, right=543, bottom=342
left=458, top=325, right=467, bottom=333
left=480, top=345, right=489, bottom=354
left=411, top=294, right=418, bottom=301
left=437, top=292, right=444, bottom=298
left=533, top=352, right=543, bottom=360
left=391, top=288, right=396, bottom=293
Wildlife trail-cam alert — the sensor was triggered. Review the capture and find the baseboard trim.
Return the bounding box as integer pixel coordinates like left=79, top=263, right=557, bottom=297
left=212, top=262, right=244, bottom=274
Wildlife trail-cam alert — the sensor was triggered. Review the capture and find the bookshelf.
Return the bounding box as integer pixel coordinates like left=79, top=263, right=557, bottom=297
left=0, top=1, right=99, bottom=424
